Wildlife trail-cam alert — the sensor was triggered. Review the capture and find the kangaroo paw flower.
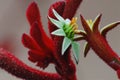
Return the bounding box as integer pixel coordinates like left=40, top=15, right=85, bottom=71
left=79, top=14, right=120, bottom=79
left=48, top=9, right=81, bottom=63
left=0, top=0, right=83, bottom=80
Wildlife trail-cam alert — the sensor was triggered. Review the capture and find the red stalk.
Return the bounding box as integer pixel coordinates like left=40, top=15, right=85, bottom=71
left=0, top=48, right=62, bottom=80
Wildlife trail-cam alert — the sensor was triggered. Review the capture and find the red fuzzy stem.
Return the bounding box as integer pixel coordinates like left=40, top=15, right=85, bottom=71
left=86, top=32, right=120, bottom=78
left=0, top=48, right=62, bottom=80
left=63, top=0, right=82, bottom=19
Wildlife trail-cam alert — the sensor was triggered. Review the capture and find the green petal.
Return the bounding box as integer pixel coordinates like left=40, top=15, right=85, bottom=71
left=72, top=41, right=80, bottom=64
left=51, top=29, right=66, bottom=36
left=48, top=16, right=64, bottom=28
left=62, top=37, right=71, bottom=55
left=52, top=9, right=64, bottom=22
left=63, top=23, right=72, bottom=34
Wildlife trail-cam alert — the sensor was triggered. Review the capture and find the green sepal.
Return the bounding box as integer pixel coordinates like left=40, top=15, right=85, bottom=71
left=101, top=21, right=120, bottom=38
left=72, top=41, right=80, bottom=64
left=84, top=42, right=90, bottom=57
left=51, top=29, right=66, bottom=36
left=92, top=14, right=102, bottom=32
left=62, top=37, right=71, bottom=55
left=74, top=35, right=83, bottom=39
left=48, top=16, right=64, bottom=28
left=52, top=9, right=64, bottom=22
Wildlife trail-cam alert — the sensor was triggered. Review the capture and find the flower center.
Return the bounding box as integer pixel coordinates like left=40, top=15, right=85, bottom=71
left=63, top=17, right=78, bottom=40
left=86, top=19, right=93, bottom=29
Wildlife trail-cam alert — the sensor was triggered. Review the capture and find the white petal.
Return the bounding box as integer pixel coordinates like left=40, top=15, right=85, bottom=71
left=62, top=37, right=71, bottom=55
left=48, top=16, right=63, bottom=28
left=51, top=29, right=66, bottom=36
left=52, top=9, right=64, bottom=22
left=72, top=41, right=80, bottom=64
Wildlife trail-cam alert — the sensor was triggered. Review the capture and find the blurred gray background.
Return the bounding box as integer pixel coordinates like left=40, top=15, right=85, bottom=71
left=0, top=0, right=120, bottom=80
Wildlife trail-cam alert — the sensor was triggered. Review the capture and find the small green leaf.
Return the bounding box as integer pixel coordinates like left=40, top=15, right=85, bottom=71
left=48, top=16, right=64, bottom=28
left=51, top=29, right=66, bottom=36
left=72, top=41, right=80, bottom=64
left=62, top=37, right=71, bottom=55
left=52, top=9, right=64, bottom=22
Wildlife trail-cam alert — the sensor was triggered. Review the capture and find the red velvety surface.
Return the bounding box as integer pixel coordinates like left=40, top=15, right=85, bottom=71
left=23, top=2, right=54, bottom=68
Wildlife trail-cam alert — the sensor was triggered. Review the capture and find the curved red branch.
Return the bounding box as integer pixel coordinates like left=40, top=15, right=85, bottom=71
left=0, top=48, right=62, bottom=80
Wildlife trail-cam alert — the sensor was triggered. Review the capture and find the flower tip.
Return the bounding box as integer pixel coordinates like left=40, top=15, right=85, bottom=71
left=80, top=14, right=83, bottom=18
left=99, top=13, right=102, bottom=16
left=61, top=48, right=65, bottom=55
left=26, top=1, right=40, bottom=26
left=95, top=13, right=102, bottom=21
left=51, top=8, right=64, bottom=22
left=27, top=1, right=37, bottom=12
left=62, top=52, right=64, bottom=55
left=52, top=9, right=56, bottom=15
left=52, top=8, right=55, bottom=13
left=80, top=14, right=85, bottom=21
left=31, top=1, right=37, bottom=5
left=22, top=33, right=26, bottom=39
left=117, top=21, right=120, bottom=23
left=47, top=16, right=51, bottom=20
left=76, top=60, right=79, bottom=64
